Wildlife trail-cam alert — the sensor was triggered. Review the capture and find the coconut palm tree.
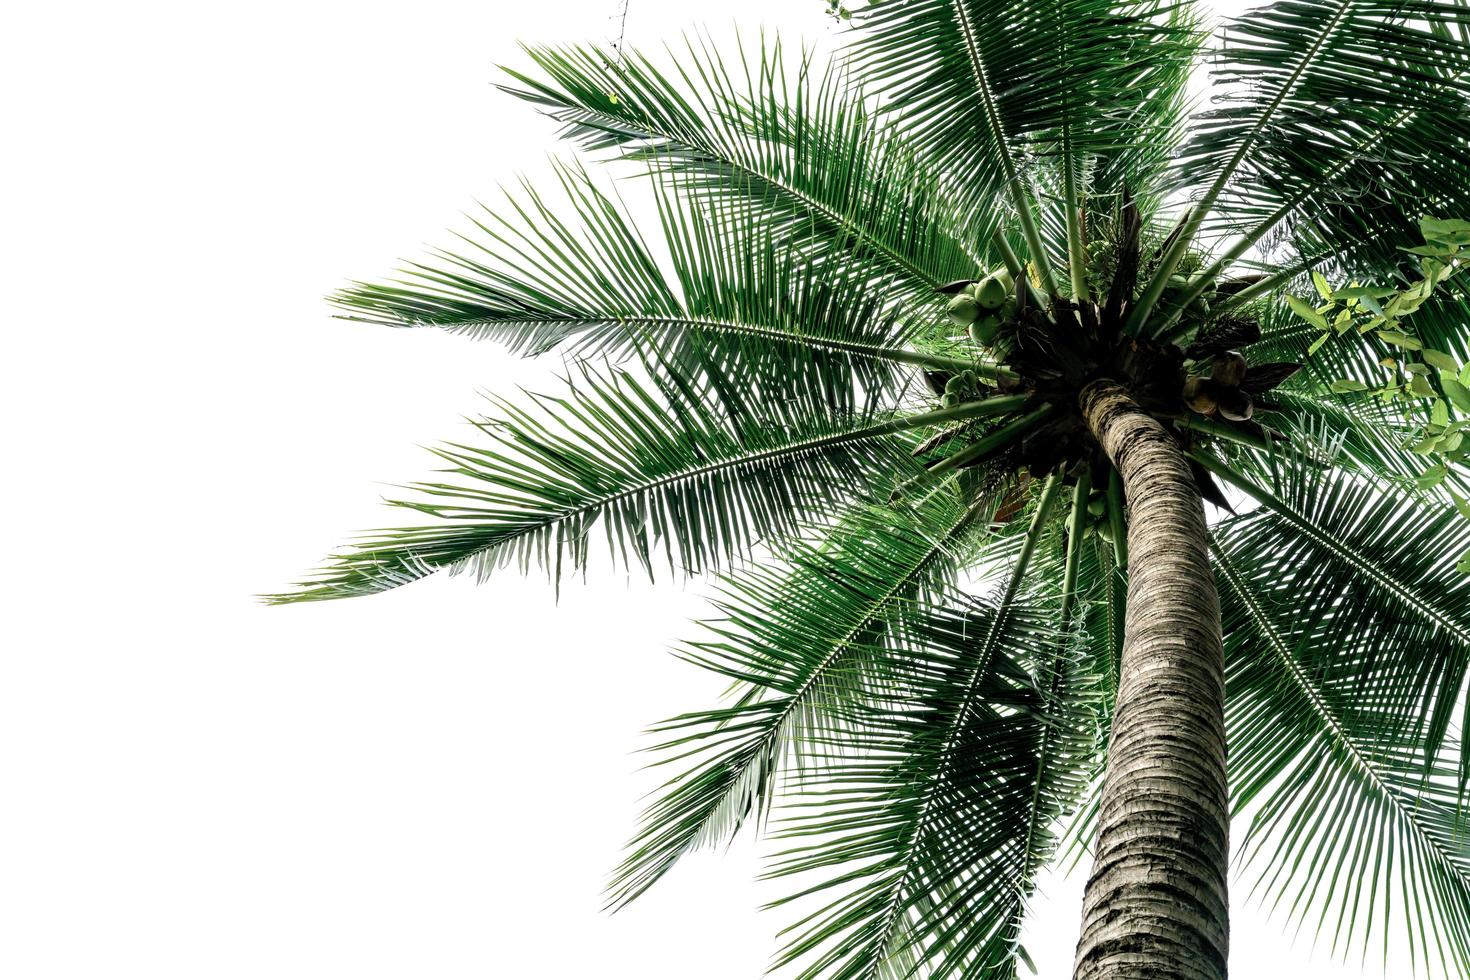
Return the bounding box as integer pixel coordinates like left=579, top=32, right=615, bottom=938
left=271, top=1, right=1470, bottom=976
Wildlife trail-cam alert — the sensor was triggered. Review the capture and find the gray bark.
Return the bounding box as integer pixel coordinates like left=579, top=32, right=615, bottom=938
left=1071, top=379, right=1230, bottom=980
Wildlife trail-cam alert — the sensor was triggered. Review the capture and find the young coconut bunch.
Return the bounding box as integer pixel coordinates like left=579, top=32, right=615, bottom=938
left=273, top=6, right=1470, bottom=980
left=918, top=201, right=1305, bottom=533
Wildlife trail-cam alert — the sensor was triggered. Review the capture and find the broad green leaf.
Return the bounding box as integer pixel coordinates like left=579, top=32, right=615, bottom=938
left=1422, top=217, right=1470, bottom=242
left=1378, top=330, right=1423, bottom=350
left=1410, top=374, right=1437, bottom=398
left=1443, top=378, right=1470, bottom=413
left=1286, top=294, right=1329, bottom=330
left=1416, top=465, right=1449, bottom=488
left=1311, top=270, right=1332, bottom=301
left=1424, top=348, right=1461, bottom=372
left=1332, top=286, right=1397, bottom=300
left=1403, top=244, right=1461, bottom=258
left=1451, top=490, right=1470, bottom=522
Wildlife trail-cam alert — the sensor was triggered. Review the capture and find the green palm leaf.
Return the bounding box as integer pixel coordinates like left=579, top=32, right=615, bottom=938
left=761, top=479, right=1097, bottom=978
left=1199, top=301, right=1448, bottom=480
left=1142, top=0, right=1470, bottom=327
left=1201, top=454, right=1470, bottom=783
left=607, top=489, right=1008, bottom=909
left=500, top=37, right=988, bottom=295
left=1198, top=4, right=1470, bottom=273
left=764, top=601, right=1055, bottom=980
left=844, top=0, right=1199, bottom=290
left=268, top=364, right=941, bottom=603
left=1216, top=538, right=1470, bottom=973
left=331, top=160, right=966, bottom=413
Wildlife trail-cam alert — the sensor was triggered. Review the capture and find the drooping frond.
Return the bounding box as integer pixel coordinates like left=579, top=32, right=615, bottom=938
left=500, top=37, right=989, bottom=296
left=607, top=490, right=1006, bottom=909
left=267, top=363, right=927, bottom=603
left=1200, top=453, right=1470, bottom=784
left=1215, top=537, right=1470, bottom=975
left=761, top=485, right=1099, bottom=978
left=1004, top=478, right=1122, bottom=869
left=763, top=602, right=1058, bottom=980
left=331, top=160, right=957, bottom=413
left=1045, top=537, right=1124, bottom=866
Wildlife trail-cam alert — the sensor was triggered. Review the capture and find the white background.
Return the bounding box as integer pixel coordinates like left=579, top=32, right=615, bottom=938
left=0, top=1, right=1416, bottom=977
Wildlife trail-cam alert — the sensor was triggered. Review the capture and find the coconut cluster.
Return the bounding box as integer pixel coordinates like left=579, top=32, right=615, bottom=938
left=945, top=266, right=1018, bottom=354
left=1183, top=352, right=1252, bottom=420
left=1182, top=348, right=1303, bottom=424
left=938, top=368, right=983, bottom=408
left=1082, top=486, right=1117, bottom=543
left=915, top=196, right=1304, bottom=520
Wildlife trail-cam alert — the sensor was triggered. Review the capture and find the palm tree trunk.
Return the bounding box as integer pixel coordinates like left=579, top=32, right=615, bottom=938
left=1071, top=379, right=1230, bottom=980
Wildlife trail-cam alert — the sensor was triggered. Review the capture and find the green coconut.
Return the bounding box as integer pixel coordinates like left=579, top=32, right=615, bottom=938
left=969, top=315, right=1002, bottom=346
left=974, top=273, right=1010, bottom=311
left=947, top=293, right=981, bottom=327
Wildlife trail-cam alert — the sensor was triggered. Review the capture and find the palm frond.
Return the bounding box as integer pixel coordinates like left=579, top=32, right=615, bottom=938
left=500, top=36, right=989, bottom=295
left=845, top=0, right=1200, bottom=289
left=762, top=477, right=1098, bottom=978
left=331, top=160, right=964, bottom=413
left=607, top=490, right=1008, bottom=909
left=1199, top=453, right=1470, bottom=779
left=1215, top=538, right=1470, bottom=975
left=763, top=602, right=1056, bottom=980
left=1083, top=7, right=1202, bottom=212
left=1138, top=0, right=1470, bottom=329
left=1200, top=6, right=1470, bottom=277
left=1258, top=390, right=1436, bottom=488
left=1010, top=479, right=1122, bottom=870
left=267, top=363, right=937, bottom=603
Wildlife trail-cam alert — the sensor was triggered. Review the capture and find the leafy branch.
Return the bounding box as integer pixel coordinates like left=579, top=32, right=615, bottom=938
left=1289, top=218, right=1470, bottom=508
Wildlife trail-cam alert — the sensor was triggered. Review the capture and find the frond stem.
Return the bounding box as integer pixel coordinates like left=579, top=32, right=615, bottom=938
left=906, top=404, right=1060, bottom=492
left=1106, top=465, right=1128, bottom=569
left=1126, top=0, right=1357, bottom=335
left=947, top=0, right=1059, bottom=295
